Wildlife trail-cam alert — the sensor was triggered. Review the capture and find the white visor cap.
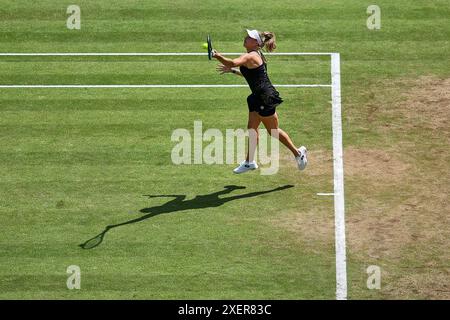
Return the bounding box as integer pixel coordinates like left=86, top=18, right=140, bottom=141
left=246, top=29, right=263, bottom=46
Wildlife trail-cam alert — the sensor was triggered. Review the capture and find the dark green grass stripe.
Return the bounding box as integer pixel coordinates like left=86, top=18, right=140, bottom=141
left=0, top=76, right=329, bottom=85
left=1, top=2, right=450, bottom=20
left=1, top=29, right=449, bottom=42
left=0, top=98, right=245, bottom=110
left=0, top=87, right=330, bottom=100
left=0, top=151, right=165, bottom=165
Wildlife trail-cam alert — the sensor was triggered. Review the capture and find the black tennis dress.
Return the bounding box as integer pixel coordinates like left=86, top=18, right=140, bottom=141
left=239, top=51, right=283, bottom=117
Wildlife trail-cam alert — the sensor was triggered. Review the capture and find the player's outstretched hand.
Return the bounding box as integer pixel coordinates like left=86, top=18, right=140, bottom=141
left=216, top=64, right=232, bottom=74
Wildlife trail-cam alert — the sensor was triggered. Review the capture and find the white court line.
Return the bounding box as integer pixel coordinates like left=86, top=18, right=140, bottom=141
left=331, top=53, right=347, bottom=300
left=317, top=193, right=335, bottom=196
left=0, top=84, right=331, bottom=88
left=0, top=52, right=333, bottom=56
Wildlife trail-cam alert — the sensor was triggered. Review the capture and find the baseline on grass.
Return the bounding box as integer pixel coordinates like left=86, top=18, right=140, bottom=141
left=0, top=51, right=347, bottom=300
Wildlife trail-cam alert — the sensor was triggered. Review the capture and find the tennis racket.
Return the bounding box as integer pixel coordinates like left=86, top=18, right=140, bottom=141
left=207, top=34, right=215, bottom=60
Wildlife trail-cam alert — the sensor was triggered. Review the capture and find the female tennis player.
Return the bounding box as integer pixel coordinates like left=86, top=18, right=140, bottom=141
left=213, top=29, right=307, bottom=174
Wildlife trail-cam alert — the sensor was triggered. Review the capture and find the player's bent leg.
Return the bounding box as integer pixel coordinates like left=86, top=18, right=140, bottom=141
left=259, top=113, right=299, bottom=156
left=260, top=112, right=308, bottom=171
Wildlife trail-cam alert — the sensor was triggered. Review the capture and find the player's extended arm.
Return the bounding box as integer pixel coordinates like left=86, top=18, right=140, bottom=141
left=213, top=51, right=250, bottom=68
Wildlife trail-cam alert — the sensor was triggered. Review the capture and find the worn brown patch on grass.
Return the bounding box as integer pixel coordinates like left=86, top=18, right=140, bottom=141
left=350, top=77, right=449, bottom=299
left=274, top=147, right=411, bottom=251
left=397, top=76, right=450, bottom=132
left=274, top=76, right=450, bottom=299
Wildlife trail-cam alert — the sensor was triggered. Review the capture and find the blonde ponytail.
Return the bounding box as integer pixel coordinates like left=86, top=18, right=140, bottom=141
left=260, top=31, right=276, bottom=52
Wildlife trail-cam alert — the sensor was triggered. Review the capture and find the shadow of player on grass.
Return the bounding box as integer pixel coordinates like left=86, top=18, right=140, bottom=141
left=79, top=184, right=294, bottom=249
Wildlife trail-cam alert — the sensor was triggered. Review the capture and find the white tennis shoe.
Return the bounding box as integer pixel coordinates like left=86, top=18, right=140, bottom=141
left=296, top=146, right=308, bottom=170
left=233, top=160, right=258, bottom=174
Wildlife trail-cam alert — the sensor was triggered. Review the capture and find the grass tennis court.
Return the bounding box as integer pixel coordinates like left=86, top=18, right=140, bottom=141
left=0, top=0, right=449, bottom=299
